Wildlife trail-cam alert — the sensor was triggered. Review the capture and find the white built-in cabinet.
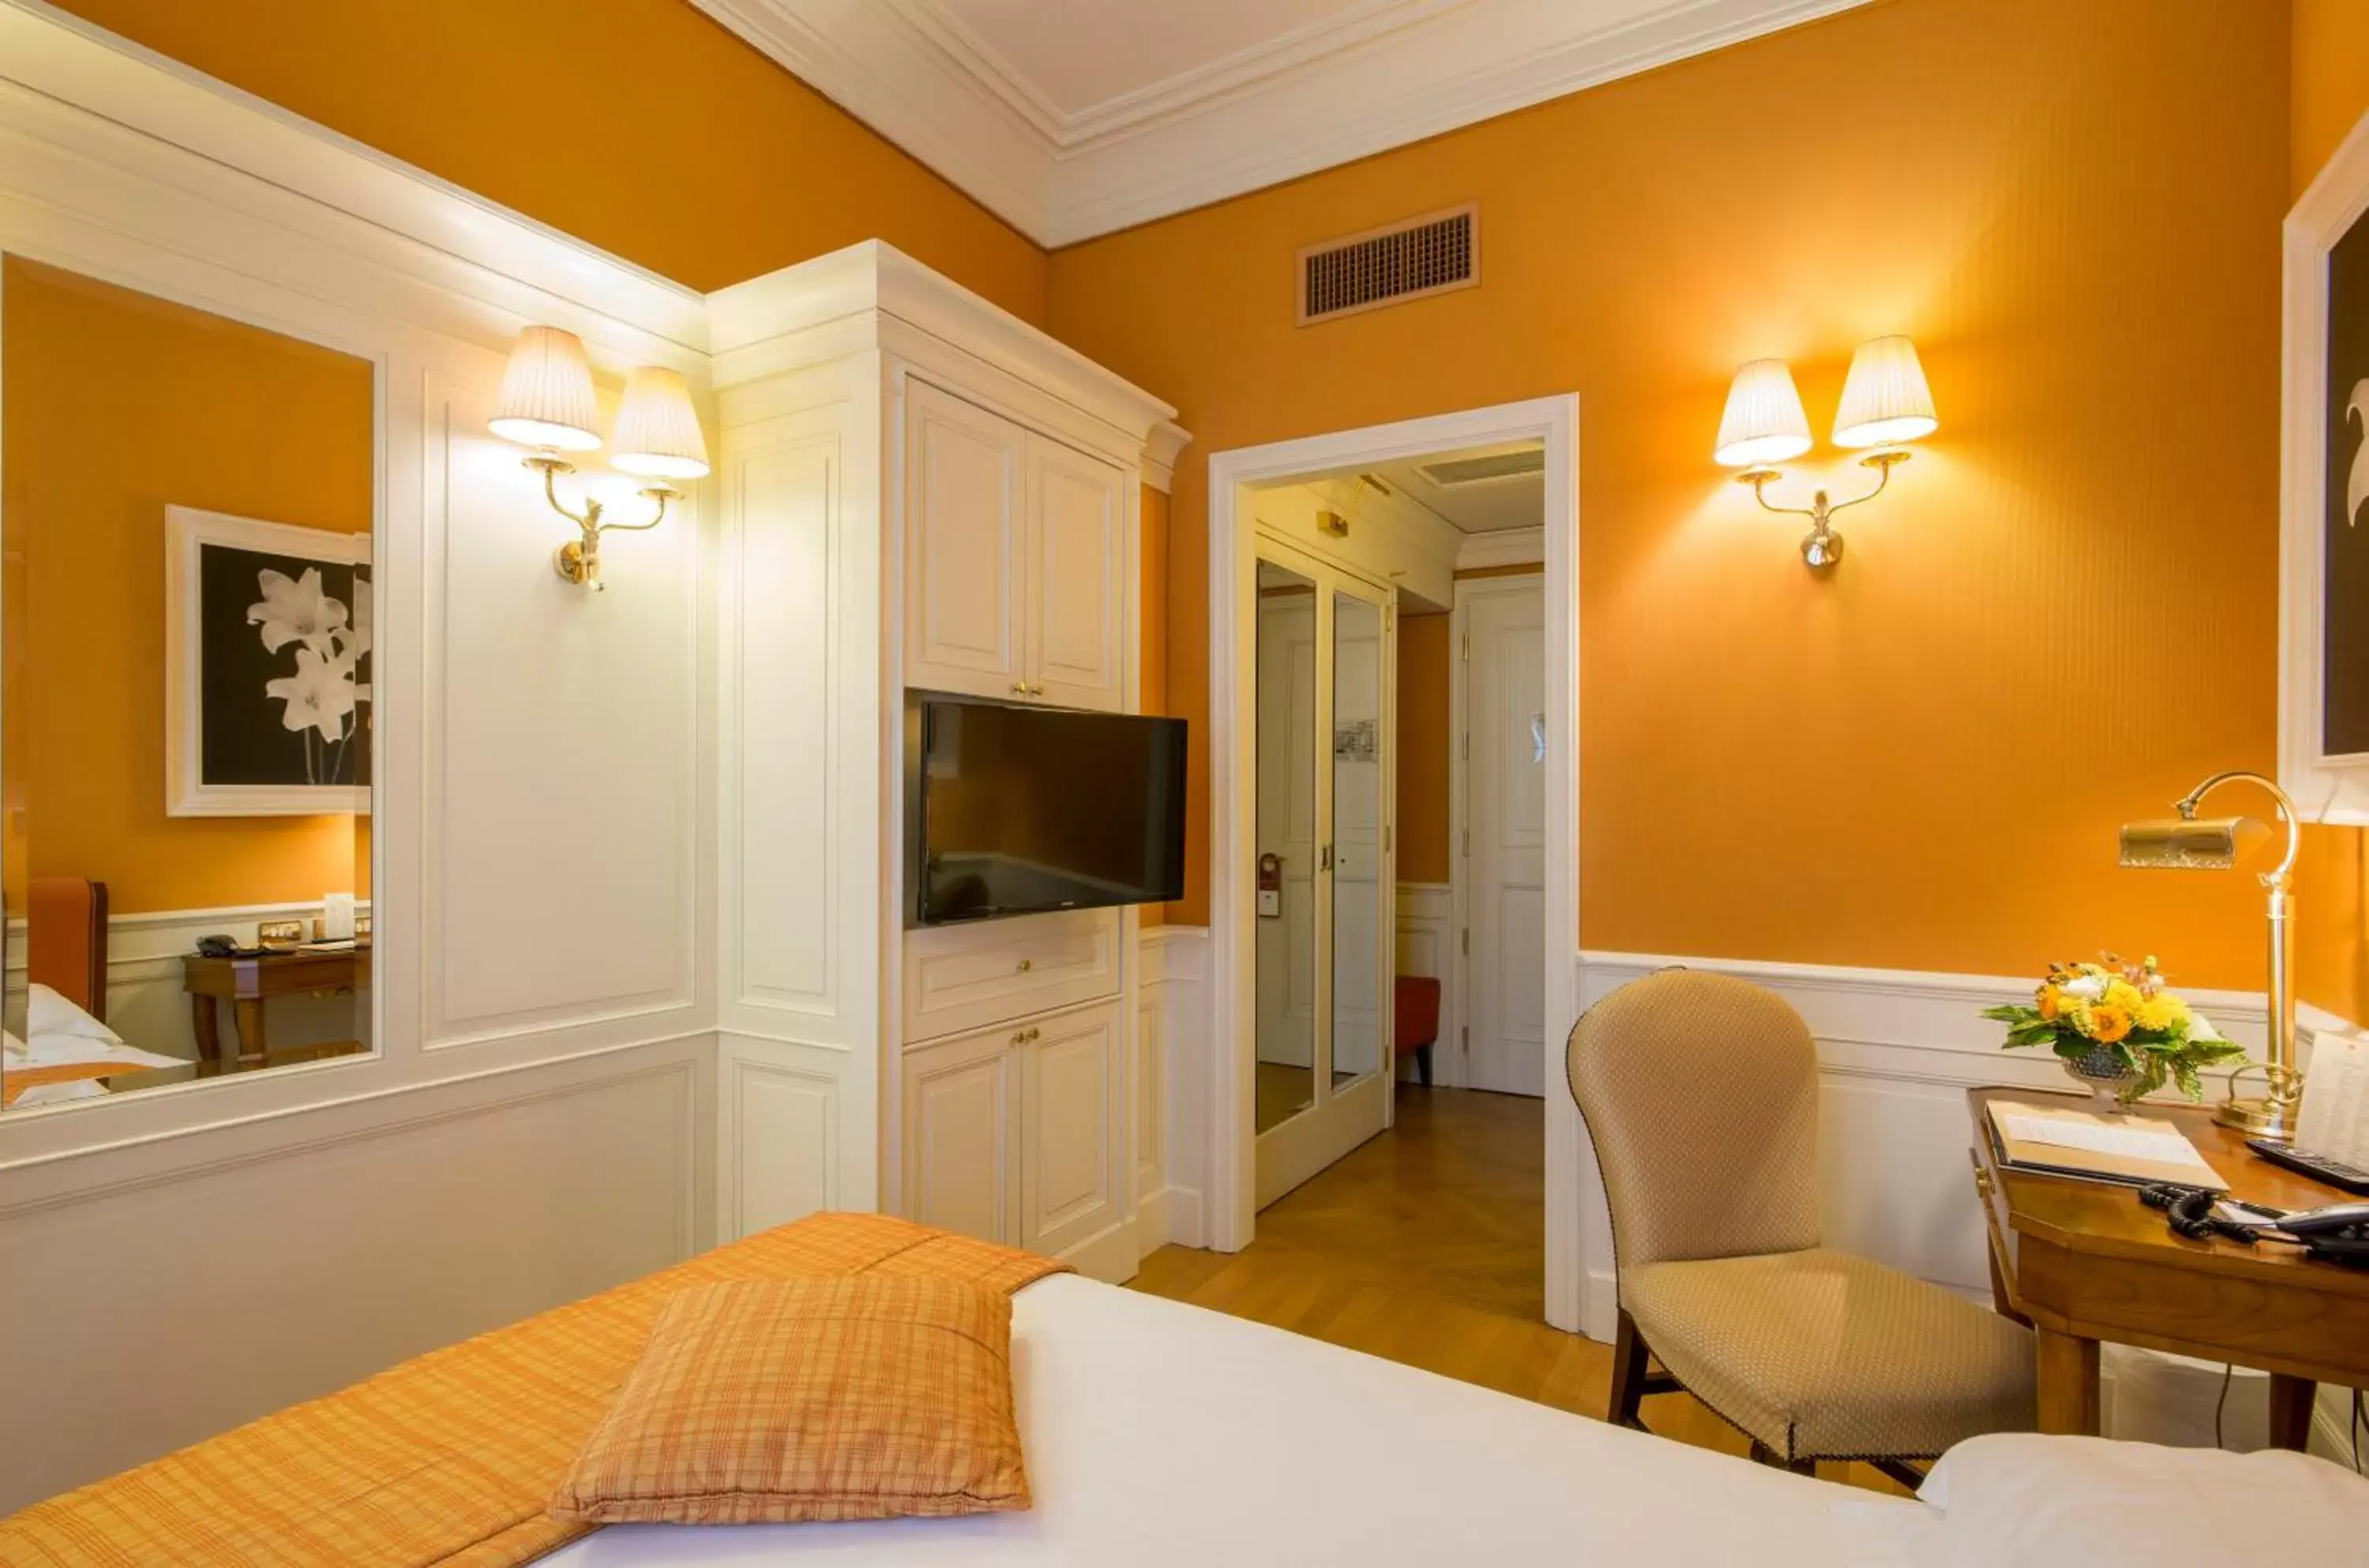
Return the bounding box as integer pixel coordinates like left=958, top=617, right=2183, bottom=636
left=905, top=381, right=1125, bottom=711
left=709, top=242, right=1180, bottom=1285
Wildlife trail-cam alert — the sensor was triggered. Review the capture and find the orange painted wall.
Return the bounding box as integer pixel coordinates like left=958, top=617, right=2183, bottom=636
left=47, top=0, right=1046, bottom=318
left=1397, top=612, right=1452, bottom=886
left=1052, top=0, right=2291, bottom=988
left=2, top=258, right=372, bottom=913
left=2290, top=0, right=2369, bottom=1022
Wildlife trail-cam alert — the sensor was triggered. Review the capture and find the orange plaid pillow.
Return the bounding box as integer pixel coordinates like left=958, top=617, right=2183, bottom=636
left=549, top=1275, right=1033, bottom=1525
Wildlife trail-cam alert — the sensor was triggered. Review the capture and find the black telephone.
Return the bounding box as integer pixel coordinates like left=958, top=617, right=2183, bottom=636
left=2140, top=1184, right=2369, bottom=1266
left=2276, top=1201, right=2369, bottom=1267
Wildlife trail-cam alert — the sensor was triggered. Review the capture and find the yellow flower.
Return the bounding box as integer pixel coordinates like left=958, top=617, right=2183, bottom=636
left=2136, top=992, right=2190, bottom=1033
left=2102, top=979, right=2146, bottom=1013
left=2087, top=1003, right=2134, bottom=1045
left=2037, top=984, right=2063, bottom=1021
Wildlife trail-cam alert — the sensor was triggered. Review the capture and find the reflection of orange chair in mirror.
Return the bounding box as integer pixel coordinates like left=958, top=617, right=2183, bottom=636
left=28, top=876, right=110, bottom=1022
left=1395, top=975, right=1440, bottom=1087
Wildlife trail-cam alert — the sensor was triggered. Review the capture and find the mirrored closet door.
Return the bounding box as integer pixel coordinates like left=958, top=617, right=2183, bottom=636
left=1252, top=538, right=1395, bottom=1209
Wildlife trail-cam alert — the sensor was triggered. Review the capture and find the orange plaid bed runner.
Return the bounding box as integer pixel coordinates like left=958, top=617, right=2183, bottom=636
left=0, top=1213, right=1069, bottom=1566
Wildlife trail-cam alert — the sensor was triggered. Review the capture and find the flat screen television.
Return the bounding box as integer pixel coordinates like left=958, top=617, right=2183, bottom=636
left=907, top=692, right=1188, bottom=927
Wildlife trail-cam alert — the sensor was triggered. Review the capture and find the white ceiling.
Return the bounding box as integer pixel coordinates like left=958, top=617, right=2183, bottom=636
left=692, top=0, right=1870, bottom=246
left=1368, top=443, right=1545, bottom=535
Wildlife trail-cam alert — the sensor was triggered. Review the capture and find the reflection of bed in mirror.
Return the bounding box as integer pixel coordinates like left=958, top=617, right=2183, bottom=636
left=2, top=876, right=366, bottom=1109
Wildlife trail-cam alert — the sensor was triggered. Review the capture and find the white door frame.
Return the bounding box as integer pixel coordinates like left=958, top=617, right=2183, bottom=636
left=1205, top=393, right=1599, bottom=1337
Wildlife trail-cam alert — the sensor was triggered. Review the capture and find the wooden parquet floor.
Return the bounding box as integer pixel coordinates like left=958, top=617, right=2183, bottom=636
left=1131, top=1085, right=1911, bottom=1495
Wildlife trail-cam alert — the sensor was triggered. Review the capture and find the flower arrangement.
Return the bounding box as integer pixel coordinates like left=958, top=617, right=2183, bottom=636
left=247, top=566, right=369, bottom=786
left=1980, top=955, right=2243, bottom=1105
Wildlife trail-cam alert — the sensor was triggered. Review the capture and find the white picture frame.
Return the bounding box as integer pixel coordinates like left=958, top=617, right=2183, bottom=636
left=164, top=505, right=372, bottom=817
left=2283, top=108, right=2369, bottom=823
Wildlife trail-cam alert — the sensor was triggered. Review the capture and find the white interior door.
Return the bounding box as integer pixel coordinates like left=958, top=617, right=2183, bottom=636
left=1459, top=576, right=1546, bottom=1097
left=1254, top=539, right=1394, bottom=1209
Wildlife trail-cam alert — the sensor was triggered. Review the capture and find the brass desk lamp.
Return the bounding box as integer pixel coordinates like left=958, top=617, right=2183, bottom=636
left=2118, top=770, right=2303, bottom=1142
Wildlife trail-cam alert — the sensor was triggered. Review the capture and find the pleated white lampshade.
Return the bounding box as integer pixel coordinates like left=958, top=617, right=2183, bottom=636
left=488, top=325, right=602, bottom=452
left=610, top=366, right=711, bottom=480
left=1833, top=335, right=1938, bottom=449
left=1714, top=358, right=1813, bottom=467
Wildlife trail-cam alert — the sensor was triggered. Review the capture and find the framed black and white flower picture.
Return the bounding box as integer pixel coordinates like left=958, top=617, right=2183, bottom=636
left=165, top=505, right=371, bottom=816
left=2283, top=111, right=2369, bottom=823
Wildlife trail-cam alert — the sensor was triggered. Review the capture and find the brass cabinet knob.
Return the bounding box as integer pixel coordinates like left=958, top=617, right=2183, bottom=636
left=1016, top=958, right=1033, bottom=973
left=1011, top=681, right=1030, bottom=696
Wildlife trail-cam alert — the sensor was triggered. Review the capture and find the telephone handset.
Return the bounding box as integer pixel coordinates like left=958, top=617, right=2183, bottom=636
left=2274, top=1200, right=2369, bottom=1266
left=2138, top=1187, right=2369, bottom=1266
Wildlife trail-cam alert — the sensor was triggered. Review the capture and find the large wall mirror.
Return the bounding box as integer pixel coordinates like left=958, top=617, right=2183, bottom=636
left=1, top=257, right=376, bottom=1112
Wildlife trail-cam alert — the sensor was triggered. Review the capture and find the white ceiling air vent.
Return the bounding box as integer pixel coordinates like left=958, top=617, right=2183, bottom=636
left=1297, top=204, right=1478, bottom=325
left=1417, top=448, right=1545, bottom=487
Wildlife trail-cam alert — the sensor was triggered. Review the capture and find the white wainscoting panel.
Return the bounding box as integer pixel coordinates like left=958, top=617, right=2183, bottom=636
left=1393, top=882, right=1459, bottom=1087
left=710, top=354, right=888, bottom=1236
left=1139, top=925, right=1207, bottom=1250
left=423, top=369, right=701, bottom=1046
left=0, top=1041, right=709, bottom=1511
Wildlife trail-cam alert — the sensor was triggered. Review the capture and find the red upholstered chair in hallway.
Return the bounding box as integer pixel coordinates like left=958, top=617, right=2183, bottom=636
left=1395, top=975, right=1441, bottom=1086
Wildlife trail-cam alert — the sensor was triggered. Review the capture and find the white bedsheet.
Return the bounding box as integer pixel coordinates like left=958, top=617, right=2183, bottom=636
left=543, top=1272, right=1897, bottom=1567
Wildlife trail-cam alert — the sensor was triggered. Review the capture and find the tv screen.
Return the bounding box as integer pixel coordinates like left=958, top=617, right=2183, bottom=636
left=910, top=693, right=1187, bottom=926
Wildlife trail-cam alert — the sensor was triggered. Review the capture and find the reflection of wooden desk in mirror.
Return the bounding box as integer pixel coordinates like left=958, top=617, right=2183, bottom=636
left=182, top=948, right=368, bottom=1064
left=1969, top=1085, right=2369, bottom=1450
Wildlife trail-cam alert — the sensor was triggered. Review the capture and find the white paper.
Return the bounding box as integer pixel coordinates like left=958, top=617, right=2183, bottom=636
left=2301, top=1037, right=2369, bottom=1169
left=1999, top=1112, right=2219, bottom=1176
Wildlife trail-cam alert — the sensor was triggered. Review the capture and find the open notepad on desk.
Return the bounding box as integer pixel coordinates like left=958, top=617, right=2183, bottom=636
left=1985, top=1100, right=2228, bottom=1190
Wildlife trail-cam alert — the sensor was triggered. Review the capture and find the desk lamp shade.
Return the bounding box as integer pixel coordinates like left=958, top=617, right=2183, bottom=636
left=490, top=325, right=602, bottom=452
left=2118, top=816, right=2269, bottom=872
left=1833, top=336, right=1938, bottom=449
left=610, top=367, right=711, bottom=480
left=1714, top=358, right=1812, bottom=467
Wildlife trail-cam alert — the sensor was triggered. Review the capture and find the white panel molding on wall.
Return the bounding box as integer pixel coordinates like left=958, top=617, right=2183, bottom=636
left=1139, top=925, right=1208, bottom=1251
left=689, top=0, right=1874, bottom=245
left=0, top=4, right=723, bottom=1506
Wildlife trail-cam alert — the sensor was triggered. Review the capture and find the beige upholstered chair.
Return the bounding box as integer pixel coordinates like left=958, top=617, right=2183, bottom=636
left=1567, top=969, right=2035, bottom=1481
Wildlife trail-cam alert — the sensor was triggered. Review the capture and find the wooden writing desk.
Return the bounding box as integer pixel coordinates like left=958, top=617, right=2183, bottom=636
left=1969, top=1085, right=2369, bottom=1448
left=182, top=947, right=368, bottom=1064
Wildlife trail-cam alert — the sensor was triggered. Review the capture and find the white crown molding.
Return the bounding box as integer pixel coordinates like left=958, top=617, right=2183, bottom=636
left=706, top=239, right=1175, bottom=440
left=692, top=0, right=1872, bottom=246
left=1143, top=421, right=1193, bottom=494
left=1455, top=524, right=1545, bottom=569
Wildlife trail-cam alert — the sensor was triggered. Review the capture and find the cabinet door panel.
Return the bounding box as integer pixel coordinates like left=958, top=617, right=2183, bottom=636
left=1020, top=1001, right=1121, bottom=1257
left=903, top=1028, right=1016, bottom=1244
left=1025, top=437, right=1124, bottom=711
left=906, top=381, right=1026, bottom=699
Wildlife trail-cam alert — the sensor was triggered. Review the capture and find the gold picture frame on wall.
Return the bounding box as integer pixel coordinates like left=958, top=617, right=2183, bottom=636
left=163, top=505, right=372, bottom=818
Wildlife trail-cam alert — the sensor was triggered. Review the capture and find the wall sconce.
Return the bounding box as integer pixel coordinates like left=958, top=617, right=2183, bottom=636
left=1714, top=335, right=1937, bottom=572
left=486, top=325, right=710, bottom=588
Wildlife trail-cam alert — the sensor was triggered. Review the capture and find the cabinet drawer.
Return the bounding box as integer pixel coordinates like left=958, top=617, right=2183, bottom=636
left=903, top=909, right=1121, bottom=1043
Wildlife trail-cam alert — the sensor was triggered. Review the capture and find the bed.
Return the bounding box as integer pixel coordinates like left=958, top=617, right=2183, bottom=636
left=4, top=1215, right=2360, bottom=1567
left=545, top=1271, right=1877, bottom=1568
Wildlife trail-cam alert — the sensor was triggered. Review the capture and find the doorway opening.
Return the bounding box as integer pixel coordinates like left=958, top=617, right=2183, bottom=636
left=1206, top=396, right=1593, bottom=1336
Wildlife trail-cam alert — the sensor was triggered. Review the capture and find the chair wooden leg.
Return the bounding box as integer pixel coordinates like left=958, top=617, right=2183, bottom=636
left=1608, top=1309, right=1650, bottom=1431
left=1747, top=1441, right=1815, bottom=1475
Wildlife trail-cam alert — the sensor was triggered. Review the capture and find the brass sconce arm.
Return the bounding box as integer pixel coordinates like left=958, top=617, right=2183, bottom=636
left=1735, top=449, right=1911, bottom=572
left=524, top=452, right=677, bottom=590
left=2173, top=769, right=2301, bottom=888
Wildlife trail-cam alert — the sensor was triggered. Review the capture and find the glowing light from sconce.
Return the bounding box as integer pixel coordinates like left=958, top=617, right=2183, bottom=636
left=610, top=367, right=711, bottom=481
left=1714, top=358, right=1813, bottom=468
left=1717, top=335, right=1939, bottom=575
left=486, top=326, right=706, bottom=590
left=1833, top=334, right=1938, bottom=448
left=487, top=325, right=602, bottom=452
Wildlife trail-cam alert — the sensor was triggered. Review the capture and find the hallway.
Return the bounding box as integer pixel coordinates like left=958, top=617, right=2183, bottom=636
left=1132, top=1086, right=1909, bottom=1493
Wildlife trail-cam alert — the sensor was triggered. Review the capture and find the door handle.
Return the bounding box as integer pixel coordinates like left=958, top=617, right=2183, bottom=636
left=1320, top=843, right=1335, bottom=872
